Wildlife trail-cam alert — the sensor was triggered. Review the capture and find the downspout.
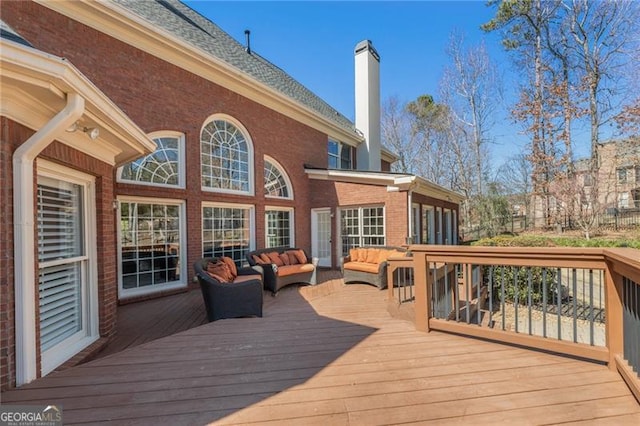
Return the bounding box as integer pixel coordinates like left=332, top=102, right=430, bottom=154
left=13, top=92, right=84, bottom=386
left=407, top=188, right=413, bottom=245
left=406, top=179, right=417, bottom=245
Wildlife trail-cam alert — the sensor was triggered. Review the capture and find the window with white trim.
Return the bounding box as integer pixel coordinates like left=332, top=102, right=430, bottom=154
left=422, top=205, right=435, bottom=244
left=201, top=117, right=253, bottom=194
left=436, top=207, right=443, bottom=244
left=618, top=192, right=630, bottom=209
left=119, top=200, right=185, bottom=296
left=264, top=157, right=292, bottom=199
left=340, top=206, right=385, bottom=254
left=444, top=208, right=452, bottom=244
left=119, top=133, right=184, bottom=188
left=328, top=139, right=353, bottom=169
left=265, top=208, right=294, bottom=248
left=617, top=167, right=629, bottom=184
left=202, top=203, right=254, bottom=266
left=36, top=162, right=98, bottom=376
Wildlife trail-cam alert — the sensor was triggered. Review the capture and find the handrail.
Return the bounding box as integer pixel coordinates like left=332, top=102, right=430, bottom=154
left=409, top=244, right=640, bottom=401
left=387, top=256, right=414, bottom=301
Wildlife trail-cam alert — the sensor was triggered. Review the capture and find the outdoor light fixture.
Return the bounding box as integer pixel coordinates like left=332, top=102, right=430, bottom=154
left=83, top=127, right=100, bottom=140
left=65, top=121, right=100, bottom=140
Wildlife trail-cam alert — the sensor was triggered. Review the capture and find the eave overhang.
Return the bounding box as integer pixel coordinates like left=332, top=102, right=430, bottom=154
left=305, top=168, right=465, bottom=204
left=1, top=38, right=156, bottom=165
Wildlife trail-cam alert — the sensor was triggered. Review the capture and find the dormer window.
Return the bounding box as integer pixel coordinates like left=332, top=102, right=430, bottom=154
left=328, top=139, right=353, bottom=169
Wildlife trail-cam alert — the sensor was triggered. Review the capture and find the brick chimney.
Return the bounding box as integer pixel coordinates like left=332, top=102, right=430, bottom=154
left=354, top=39, right=381, bottom=172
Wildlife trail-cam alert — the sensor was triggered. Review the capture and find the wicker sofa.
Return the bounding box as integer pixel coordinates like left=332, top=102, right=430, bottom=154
left=194, top=257, right=263, bottom=321
left=341, top=246, right=409, bottom=289
left=246, top=247, right=318, bottom=295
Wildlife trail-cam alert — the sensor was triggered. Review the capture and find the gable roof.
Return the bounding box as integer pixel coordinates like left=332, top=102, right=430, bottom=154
left=113, top=0, right=359, bottom=139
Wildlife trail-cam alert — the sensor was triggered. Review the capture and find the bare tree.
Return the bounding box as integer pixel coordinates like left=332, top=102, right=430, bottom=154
left=404, top=94, right=452, bottom=186
left=497, top=153, right=533, bottom=217
left=440, top=32, right=501, bottom=197
left=566, top=0, right=640, bottom=167
left=381, top=96, right=418, bottom=174
left=484, top=0, right=560, bottom=227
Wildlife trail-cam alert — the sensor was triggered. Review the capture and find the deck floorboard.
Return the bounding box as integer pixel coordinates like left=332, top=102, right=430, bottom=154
left=2, top=271, right=638, bottom=425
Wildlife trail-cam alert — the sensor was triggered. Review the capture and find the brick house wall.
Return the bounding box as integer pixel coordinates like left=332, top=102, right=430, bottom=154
left=310, top=180, right=409, bottom=265
left=0, top=118, right=117, bottom=390
left=1, top=1, right=328, bottom=283
left=0, top=1, right=462, bottom=389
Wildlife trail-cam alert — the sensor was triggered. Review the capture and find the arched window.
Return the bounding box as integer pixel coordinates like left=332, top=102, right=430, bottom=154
left=201, top=116, right=253, bottom=194
left=119, top=132, right=184, bottom=188
left=264, top=156, right=293, bottom=199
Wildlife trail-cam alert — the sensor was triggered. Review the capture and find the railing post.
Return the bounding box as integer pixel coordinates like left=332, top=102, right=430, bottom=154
left=387, top=264, right=396, bottom=301
left=413, top=251, right=430, bottom=332
left=605, top=260, right=624, bottom=371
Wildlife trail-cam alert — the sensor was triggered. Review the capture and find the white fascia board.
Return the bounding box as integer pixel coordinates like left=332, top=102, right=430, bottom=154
left=305, top=168, right=413, bottom=187
left=413, top=177, right=465, bottom=204
left=381, top=147, right=400, bottom=162
left=37, top=0, right=363, bottom=146
left=1, top=39, right=156, bottom=164
left=305, top=168, right=464, bottom=204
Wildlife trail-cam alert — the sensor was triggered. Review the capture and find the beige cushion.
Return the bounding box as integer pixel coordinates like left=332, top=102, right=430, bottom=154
left=277, top=263, right=314, bottom=277
left=343, top=261, right=379, bottom=274
left=233, top=274, right=262, bottom=284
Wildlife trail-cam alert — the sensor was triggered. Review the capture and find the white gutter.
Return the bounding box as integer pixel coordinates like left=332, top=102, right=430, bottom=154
left=13, top=92, right=85, bottom=386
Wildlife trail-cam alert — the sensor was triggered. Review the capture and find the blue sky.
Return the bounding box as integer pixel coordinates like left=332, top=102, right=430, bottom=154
left=184, top=1, right=589, bottom=166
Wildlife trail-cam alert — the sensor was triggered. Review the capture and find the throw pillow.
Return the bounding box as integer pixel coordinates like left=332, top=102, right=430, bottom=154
left=220, top=256, right=237, bottom=278
left=259, top=253, right=271, bottom=264
left=206, top=260, right=233, bottom=282
left=365, top=248, right=380, bottom=264
left=377, top=249, right=390, bottom=263
left=349, top=248, right=360, bottom=262
left=267, top=251, right=284, bottom=266
left=287, top=252, right=299, bottom=265
left=279, top=252, right=290, bottom=265
left=287, top=249, right=307, bottom=265
left=252, top=254, right=263, bottom=265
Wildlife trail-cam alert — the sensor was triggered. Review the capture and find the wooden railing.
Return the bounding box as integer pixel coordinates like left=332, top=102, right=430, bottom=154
left=409, top=245, right=640, bottom=401
left=387, top=256, right=415, bottom=304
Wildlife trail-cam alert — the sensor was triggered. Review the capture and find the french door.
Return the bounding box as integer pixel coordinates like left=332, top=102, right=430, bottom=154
left=312, top=208, right=332, bottom=267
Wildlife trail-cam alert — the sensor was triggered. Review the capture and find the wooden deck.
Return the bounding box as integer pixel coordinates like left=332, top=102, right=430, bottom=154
left=2, top=272, right=639, bottom=425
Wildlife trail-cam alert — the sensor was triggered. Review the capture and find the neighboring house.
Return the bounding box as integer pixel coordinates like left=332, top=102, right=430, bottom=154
left=0, top=0, right=462, bottom=389
left=530, top=138, right=640, bottom=227
left=594, top=138, right=640, bottom=210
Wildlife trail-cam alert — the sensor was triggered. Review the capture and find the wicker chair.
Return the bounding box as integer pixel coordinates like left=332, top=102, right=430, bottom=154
left=194, top=258, right=263, bottom=322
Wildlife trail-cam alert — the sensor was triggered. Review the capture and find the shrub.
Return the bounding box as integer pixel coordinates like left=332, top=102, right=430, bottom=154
left=472, top=235, right=640, bottom=249
left=485, top=265, right=557, bottom=306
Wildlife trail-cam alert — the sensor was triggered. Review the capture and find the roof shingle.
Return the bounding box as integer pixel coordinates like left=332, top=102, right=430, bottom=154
left=114, top=0, right=358, bottom=137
